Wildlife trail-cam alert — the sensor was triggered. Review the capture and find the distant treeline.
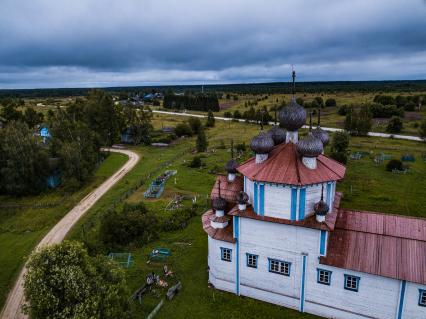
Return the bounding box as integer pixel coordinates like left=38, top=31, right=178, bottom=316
left=1, top=80, right=426, bottom=98
left=163, top=94, right=219, bottom=112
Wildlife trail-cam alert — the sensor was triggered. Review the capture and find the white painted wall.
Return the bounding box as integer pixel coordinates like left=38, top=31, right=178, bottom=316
left=245, top=177, right=254, bottom=205
left=208, top=217, right=426, bottom=319
left=264, top=184, right=292, bottom=219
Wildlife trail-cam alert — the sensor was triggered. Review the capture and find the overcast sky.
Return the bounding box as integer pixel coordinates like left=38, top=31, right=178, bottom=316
left=1, top=0, right=426, bottom=89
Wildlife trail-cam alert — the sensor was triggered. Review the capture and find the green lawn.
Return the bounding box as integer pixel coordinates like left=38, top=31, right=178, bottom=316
left=67, top=117, right=426, bottom=318
left=0, top=152, right=128, bottom=309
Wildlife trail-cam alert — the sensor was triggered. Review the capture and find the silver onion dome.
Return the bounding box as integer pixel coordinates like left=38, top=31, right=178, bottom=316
left=250, top=132, right=275, bottom=154
left=297, top=132, right=323, bottom=157
left=212, top=196, right=227, bottom=211
left=312, top=127, right=329, bottom=147
left=314, top=199, right=329, bottom=216
left=278, top=98, right=307, bottom=131
left=236, top=191, right=249, bottom=204
left=224, top=158, right=239, bottom=174
left=267, top=126, right=286, bottom=145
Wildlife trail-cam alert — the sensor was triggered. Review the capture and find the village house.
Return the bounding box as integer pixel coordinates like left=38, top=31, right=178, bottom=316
left=202, top=72, right=426, bottom=319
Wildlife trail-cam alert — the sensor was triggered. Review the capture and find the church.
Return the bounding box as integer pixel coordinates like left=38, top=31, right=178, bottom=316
left=202, top=72, right=426, bottom=319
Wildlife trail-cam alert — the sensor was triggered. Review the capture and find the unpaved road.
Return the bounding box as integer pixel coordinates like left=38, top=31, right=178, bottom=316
left=153, top=110, right=423, bottom=142
left=0, top=148, right=140, bottom=319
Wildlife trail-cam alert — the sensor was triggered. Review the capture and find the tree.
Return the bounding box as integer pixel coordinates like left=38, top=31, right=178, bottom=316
left=325, top=98, right=337, bottom=107
left=206, top=110, right=215, bottom=127
left=196, top=127, right=208, bottom=152
left=330, top=131, right=350, bottom=164
left=84, top=90, right=120, bottom=146
left=188, top=117, right=202, bottom=134
left=119, top=104, right=153, bottom=145
left=314, top=96, right=324, bottom=108
left=0, top=121, right=49, bottom=195
left=344, top=105, right=372, bottom=136
left=386, top=116, right=403, bottom=134
left=24, top=107, right=44, bottom=128
left=0, top=100, right=23, bottom=123
left=174, top=123, right=193, bottom=137
left=100, top=202, right=158, bottom=247
left=419, top=119, right=426, bottom=141
left=23, top=241, right=130, bottom=319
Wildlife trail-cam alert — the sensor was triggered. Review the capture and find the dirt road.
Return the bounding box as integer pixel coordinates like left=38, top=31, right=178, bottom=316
left=0, top=148, right=140, bottom=319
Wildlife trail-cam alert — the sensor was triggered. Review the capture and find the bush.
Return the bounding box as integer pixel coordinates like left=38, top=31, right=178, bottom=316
left=223, top=111, right=232, bottom=118
left=386, top=116, right=403, bottom=134
left=344, top=105, right=372, bottom=136
left=338, top=105, right=349, bottom=116
left=404, top=102, right=416, bottom=111
left=325, top=98, right=337, bottom=107
left=196, top=127, right=208, bottom=152
left=23, top=241, right=130, bottom=319
left=189, top=156, right=203, bottom=168
left=233, top=110, right=242, bottom=118
left=100, top=202, right=159, bottom=247
left=330, top=131, right=350, bottom=164
left=369, top=103, right=404, bottom=118
left=174, top=123, right=193, bottom=137
left=314, top=96, right=324, bottom=108
left=161, top=206, right=197, bottom=231
left=386, top=159, right=403, bottom=172
left=206, top=110, right=215, bottom=127
left=235, top=142, right=247, bottom=152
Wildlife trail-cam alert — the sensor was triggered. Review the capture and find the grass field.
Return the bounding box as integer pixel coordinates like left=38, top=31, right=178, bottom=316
left=0, top=152, right=128, bottom=309
left=67, top=115, right=426, bottom=318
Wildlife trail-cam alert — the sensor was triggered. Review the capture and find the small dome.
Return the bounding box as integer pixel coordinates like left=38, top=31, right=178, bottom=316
left=297, top=132, right=323, bottom=157
left=267, top=126, right=286, bottom=145
left=312, top=127, right=329, bottom=147
left=212, top=197, right=227, bottom=211
left=250, top=132, right=274, bottom=154
left=236, top=191, right=249, bottom=204
left=278, top=98, right=307, bottom=131
left=225, top=158, right=239, bottom=173
left=314, top=199, right=329, bottom=216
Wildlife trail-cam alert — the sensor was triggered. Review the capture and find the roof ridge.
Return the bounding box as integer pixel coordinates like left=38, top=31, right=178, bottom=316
left=317, top=154, right=345, bottom=177
left=334, top=227, right=426, bottom=242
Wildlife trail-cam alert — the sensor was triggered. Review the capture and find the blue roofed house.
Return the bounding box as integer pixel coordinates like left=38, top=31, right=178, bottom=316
left=39, top=126, right=51, bottom=143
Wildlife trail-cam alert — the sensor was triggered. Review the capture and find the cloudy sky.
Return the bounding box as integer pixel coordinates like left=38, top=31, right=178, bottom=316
left=1, top=0, right=426, bottom=89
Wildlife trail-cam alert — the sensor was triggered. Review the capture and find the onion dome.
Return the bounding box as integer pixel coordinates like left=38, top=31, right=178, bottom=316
left=224, top=158, right=239, bottom=174
left=311, top=109, right=329, bottom=146
left=312, top=127, right=329, bottom=147
left=267, top=126, right=286, bottom=145
left=278, top=98, right=307, bottom=131
left=236, top=191, right=249, bottom=204
left=297, top=132, right=323, bottom=157
left=250, top=132, right=274, bottom=154
left=314, top=198, right=329, bottom=216
left=212, top=196, right=227, bottom=211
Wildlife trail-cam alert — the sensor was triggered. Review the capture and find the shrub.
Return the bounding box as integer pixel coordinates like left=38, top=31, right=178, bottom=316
left=196, top=127, right=208, bottom=152
left=314, top=96, right=324, bottom=108
left=338, top=105, right=349, bottom=116
left=233, top=110, right=242, bottom=118
left=386, top=159, right=403, bottom=172
left=161, top=206, right=197, bottom=231
left=189, top=156, right=203, bottom=168
left=404, top=102, right=416, bottom=111
left=386, top=116, right=403, bottom=134
left=205, top=110, right=215, bottom=127
left=174, top=123, right=193, bottom=137
left=369, top=103, right=404, bottom=118
left=100, top=202, right=159, bottom=247
left=344, top=105, right=372, bottom=136
left=235, top=142, right=246, bottom=152
left=223, top=111, right=232, bottom=118
left=325, top=98, right=337, bottom=107
left=330, top=131, right=350, bottom=164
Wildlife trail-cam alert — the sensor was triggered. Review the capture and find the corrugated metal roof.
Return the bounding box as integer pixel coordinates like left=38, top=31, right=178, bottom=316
left=320, top=209, right=426, bottom=285
left=210, top=175, right=243, bottom=203
left=237, top=142, right=346, bottom=186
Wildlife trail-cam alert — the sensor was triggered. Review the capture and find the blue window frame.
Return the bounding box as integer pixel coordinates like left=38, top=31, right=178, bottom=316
left=220, top=247, right=232, bottom=262
left=268, top=258, right=291, bottom=276
left=419, top=289, right=426, bottom=307
left=344, top=274, right=360, bottom=292
left=317, top=268, right=332, bottom=285
left=246, top=253, right=258, bottom=268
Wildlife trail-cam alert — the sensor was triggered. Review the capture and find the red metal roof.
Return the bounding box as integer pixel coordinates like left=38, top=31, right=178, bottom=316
left=237, top=142, right=346, bottom=186
left=202, top=210, right=236, bottom=243
left=228, top=192, right=342, bottom=232
left=210, top=175, right=243, bottom=203
left=320, top=209, right=426, bottom=285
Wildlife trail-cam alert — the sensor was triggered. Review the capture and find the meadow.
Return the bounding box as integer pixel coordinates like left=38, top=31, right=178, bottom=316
left=66, top=114, right=426, bottom=318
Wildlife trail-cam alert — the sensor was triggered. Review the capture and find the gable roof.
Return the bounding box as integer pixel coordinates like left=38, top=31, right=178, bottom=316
left=237, top=142, right=346, bottom=186
left=320, top=209, right=426, bottom=285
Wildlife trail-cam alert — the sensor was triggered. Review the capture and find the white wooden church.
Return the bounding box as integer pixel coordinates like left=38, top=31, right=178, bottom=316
left=202, top=72, right=426, bottom=319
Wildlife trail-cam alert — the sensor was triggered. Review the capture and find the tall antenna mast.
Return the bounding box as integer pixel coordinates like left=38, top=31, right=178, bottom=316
left=291, top=65, right=296, bottom=98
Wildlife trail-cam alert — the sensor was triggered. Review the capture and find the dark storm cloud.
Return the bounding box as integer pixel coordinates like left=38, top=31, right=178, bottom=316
left=0, top=0, right=425, bottom=88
